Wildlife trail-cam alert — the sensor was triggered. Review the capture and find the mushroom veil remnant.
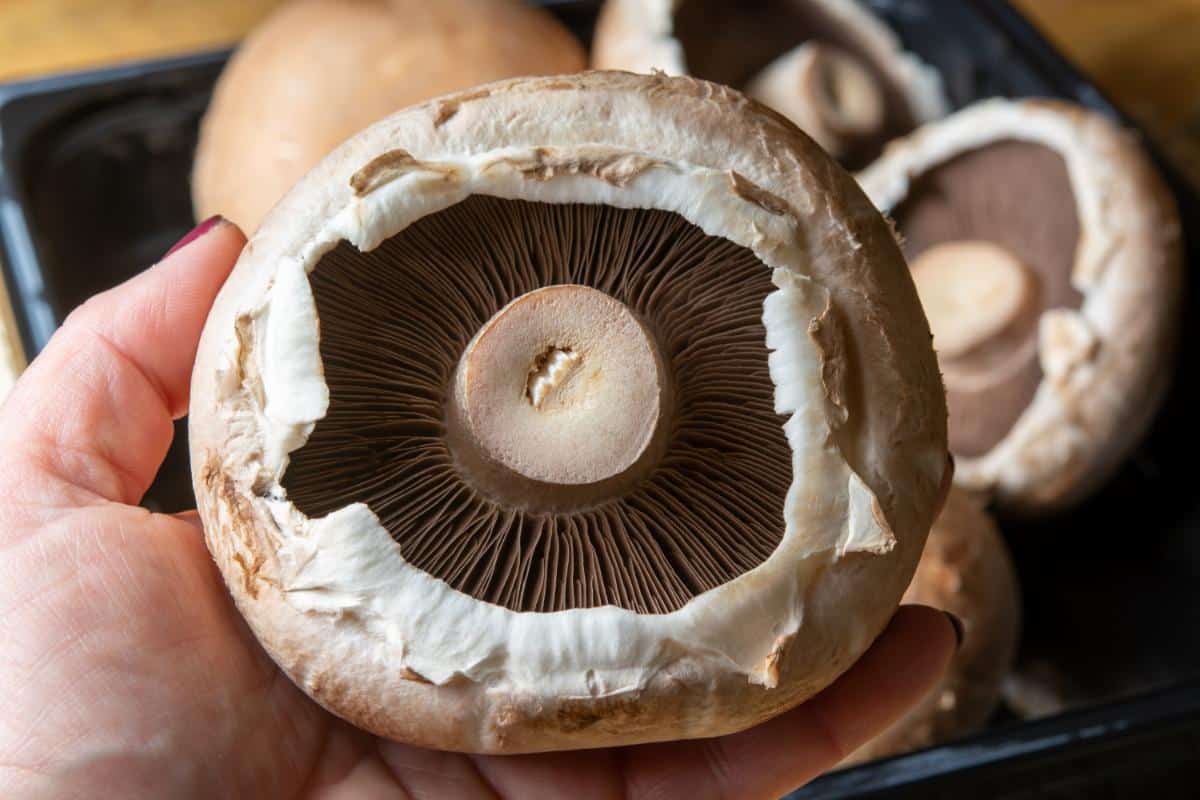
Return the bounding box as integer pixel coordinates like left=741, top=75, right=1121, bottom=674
left=859, top=99, right=1182, bottom=512
left=592, top=0, right=947, bottom=167
left=190, top=72, right=948, bottom=753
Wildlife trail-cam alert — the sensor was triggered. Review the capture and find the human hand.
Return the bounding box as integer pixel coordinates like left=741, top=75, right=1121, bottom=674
left=0, top=217, right=958, bottom=800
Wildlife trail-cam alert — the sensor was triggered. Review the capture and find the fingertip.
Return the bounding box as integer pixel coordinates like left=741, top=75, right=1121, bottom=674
left=770, top=605, right=958, bottom=781
left=810, top=604, right=958, bottom=751
left=158, top=216, right=246, bottom=273
left=942, top=609, right=965, bottom=650
left=0, top=217, right=248, bottom=505
left=112, top=215, right=247, bottom=416
left=867, top=604, right=961, bottom=682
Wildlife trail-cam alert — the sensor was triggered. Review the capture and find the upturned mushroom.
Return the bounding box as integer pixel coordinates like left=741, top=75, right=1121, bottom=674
left=189, top=72, right=949, bottom=753
left=858, top=99, right=1182, bottom=512
left=592, top=0, right=946, bottom=167
left=191, top=0, right=586, bottom=233
left=844, top=488, right=1020, bottom=764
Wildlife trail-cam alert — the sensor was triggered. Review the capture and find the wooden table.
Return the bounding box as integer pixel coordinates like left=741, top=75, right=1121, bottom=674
left=1016, top=0, right=1200, bottom=185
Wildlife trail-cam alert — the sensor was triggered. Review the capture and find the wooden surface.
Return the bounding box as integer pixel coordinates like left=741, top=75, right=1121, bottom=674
left=1014, top=0, right=1200, bottom=129
left=1013, top=0, right=1200, bottom=184
left=0, top=0, right=279, bottom=80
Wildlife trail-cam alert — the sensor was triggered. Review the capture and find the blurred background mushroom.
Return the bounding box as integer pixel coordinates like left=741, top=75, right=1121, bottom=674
left=858, top=98, right=1182, bottom=514
left=592, top=0, right=948, bottom=167
left=192, top=0, right=587, bottom=232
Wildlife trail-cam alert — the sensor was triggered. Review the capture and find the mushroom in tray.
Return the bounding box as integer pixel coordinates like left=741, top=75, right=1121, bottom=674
left=191, top=0, right=586, bottom=234
left=859, top=99, right=1183, bottom=513
left=844, top=488, right=1021, bottom=764
left=592, top=0, right=947, bottom=167
left=189, top=72, right=951, bottom=753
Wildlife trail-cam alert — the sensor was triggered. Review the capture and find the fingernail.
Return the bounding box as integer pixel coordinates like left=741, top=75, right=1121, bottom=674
left=944, top=611, right=965, bottom=650
left=165, top=215, right=225, bottom=258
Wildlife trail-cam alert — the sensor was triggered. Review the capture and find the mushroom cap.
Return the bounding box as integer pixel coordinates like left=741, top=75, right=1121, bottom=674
left=591, top=0, right=946, bottom=164
left=189, top=71, right=948, bottom=753
left=845, top=488, right=1021, bottom=764
left=859, top=99, right=1183, bottom=513
left=191, top=0, right=586, bottom=233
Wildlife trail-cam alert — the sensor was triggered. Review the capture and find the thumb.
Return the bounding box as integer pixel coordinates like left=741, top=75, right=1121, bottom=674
left=1, top=217, right=245, bottom=507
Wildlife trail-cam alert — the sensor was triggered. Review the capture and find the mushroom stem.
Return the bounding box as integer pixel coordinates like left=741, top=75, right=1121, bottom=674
left=746, top=42, right=885, bottom=159
left=911, top=240, right=1037, bottom=360
left=453, top=284, right=667, bottom=487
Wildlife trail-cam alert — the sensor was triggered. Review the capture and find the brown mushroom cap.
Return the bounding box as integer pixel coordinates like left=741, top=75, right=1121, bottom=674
left=192, top=0, right=585, bottom=233
left=592, top=0, right=946, bottom=168
left=858, top=99, right=1183, bottom=512
left=844, top=488, right=1021, bottom=764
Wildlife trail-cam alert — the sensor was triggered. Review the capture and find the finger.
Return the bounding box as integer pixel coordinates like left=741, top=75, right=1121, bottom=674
left=622, top=605, right=958, bottom=800
left=378, top=740, right=510, bottom=800
left=469, top=747, right=629, bottom=800
left=1, top=218, right=244, bottom=506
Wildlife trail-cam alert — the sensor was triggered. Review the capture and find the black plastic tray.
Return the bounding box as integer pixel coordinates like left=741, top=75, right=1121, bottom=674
left=0, top=1, right=1197, bottom=796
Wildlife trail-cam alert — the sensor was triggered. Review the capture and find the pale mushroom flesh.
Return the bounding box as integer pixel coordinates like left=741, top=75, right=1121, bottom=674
left=282, top=197, right=792, bottom=614
left=891, top=141, right=1083, bottom=458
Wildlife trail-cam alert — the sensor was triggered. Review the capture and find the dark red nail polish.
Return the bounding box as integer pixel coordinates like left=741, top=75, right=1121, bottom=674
left=166, top=215, right=225, bottom=258
left=944, top=611, right=965, bottom=650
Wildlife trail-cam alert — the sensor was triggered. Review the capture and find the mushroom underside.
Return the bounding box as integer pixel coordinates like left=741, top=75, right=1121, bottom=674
left=892, top=140, right=1083, bottom=458
left=282, top=196, right=793, bottom=615
left=672, top=0, right=918, bottom=167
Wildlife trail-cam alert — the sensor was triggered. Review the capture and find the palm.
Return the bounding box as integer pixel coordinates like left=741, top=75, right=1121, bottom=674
left=0, top=222, right=955, bottom=800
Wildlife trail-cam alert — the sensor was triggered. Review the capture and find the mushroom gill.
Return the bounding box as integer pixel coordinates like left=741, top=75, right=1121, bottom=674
left=282, top=196, right=792, bottom=614
left=891, top=141, right=1082, bottom=459
left=672, top=0, right=918, bottom=168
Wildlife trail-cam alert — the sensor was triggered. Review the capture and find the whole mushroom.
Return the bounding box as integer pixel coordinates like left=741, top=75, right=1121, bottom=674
left=592, top=0, right=947, bottom=167
left=192, top=0, right=586, bottom=233
left=859, top=99, right=1183, bottom=513
left=189, top=72, right=949, bottom=753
